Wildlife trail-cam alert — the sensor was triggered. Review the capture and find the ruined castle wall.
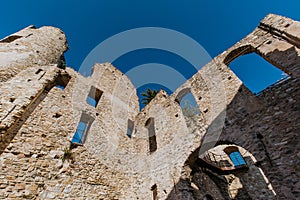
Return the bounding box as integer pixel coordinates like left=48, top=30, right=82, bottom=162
left=202, top=145, right=275, bottom=199
left=0, top=25, right=68, bottom=82
left=0, top=14, right=299, bottom=200
left=127, top=92, right=205, bottom=199
left=0, top=25, right=141, bottom=199
left=0, top=65, right=62, bottom=153
left=0, top=64, right=140, bottom=199
left=217, top=77, right=300, bottom=199
left=161, top=14, right=299, bottom=200
left=202, top=14, right=300, bottom=199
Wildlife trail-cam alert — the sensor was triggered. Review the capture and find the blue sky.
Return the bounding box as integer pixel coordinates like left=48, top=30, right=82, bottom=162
left=1, top=0, right=299, bottom=106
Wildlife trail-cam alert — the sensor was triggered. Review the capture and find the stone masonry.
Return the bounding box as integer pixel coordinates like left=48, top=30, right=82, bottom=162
left=0, top=14, right=299, bottom=199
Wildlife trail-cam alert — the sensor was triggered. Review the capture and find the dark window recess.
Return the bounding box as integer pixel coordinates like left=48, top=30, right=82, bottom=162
left=204, top=194, right=214, bottom=200
left=127, top=119, right=134, bottom=138
left=55, top=74, right=71, bottom=90
left=145, top=118, right=157, bottom=153
left=9, top=98, right=15, bottom=103
left=86, top=86, right=103, bottom=107
left=151, top=184, right=158, bottom=200
left=71, top=113, right=94, bottom=144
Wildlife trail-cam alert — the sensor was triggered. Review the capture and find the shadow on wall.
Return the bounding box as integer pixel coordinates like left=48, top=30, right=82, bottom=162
left=166, top=72, right=299, bottom=199
left=265, top=46, right=300, bottom=79
left=166, top=141, right=277, bottom=200
left=166, top=40, right=300, bottom=199
left=0, top=74, right=71, bottom=155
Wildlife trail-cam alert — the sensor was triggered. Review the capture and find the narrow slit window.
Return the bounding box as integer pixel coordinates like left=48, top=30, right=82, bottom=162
left=86, top=86, right=103, bottom=107
left=127, top=119, right=134, bottom=138
left=145, top=118, right=157, bottom=153
left=72, top=121, right=87, bottom=144
left=71, top=113, right=94, bottom=144
left=151, top=184, right=158, bottom=200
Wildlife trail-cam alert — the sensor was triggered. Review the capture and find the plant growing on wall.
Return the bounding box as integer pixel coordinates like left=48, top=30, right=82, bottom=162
left=62, top=147, right=72, bottom=162
left=141, top=88, right=159, bottom=105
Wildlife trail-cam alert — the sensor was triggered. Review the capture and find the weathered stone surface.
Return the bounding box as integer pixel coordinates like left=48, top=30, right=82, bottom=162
left=0, top=25, right=68, bottom=82
left=0, top=14, right=299, bottom=200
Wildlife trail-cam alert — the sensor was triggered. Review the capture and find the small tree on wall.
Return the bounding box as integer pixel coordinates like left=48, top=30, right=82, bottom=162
left=141, top=89, right=159, bottom=105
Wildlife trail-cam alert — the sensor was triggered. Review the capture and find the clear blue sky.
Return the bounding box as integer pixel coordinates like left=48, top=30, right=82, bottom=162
left=1, top=0, right=299, bottom=104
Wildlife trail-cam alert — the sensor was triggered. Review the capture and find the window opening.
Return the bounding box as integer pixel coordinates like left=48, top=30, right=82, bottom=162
left=127, top=119, right=134, bottom=138
left=71, top=113, right=94, bottom=144
left=229, top=151, right=246, bottom=167
left=56, top=85, right=66, bottom=90
left=175, top=89, right=200, bottom=118
left=86, top=86, right=103, bottom=107
left=151, top=184, right=158, bottom=200
left=224, top=146, right=247, bottom=167
left=228, top=53, right=290, bottom=94
left=145, top=118, right=157, bottom=153
left=55, top=74, right=71, bottom=90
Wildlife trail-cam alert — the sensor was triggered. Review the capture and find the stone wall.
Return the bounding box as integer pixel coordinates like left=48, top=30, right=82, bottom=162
left=167, top=14, right=300, bottom=200
left=0, top=25, right=68, bottom=82
left=0, top=14, right=299, bottom=199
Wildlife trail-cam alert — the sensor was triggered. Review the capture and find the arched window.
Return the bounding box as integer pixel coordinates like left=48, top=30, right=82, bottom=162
left=175, top=88, right=200, bottom=118
left=145, top=118, right=157, bottom=153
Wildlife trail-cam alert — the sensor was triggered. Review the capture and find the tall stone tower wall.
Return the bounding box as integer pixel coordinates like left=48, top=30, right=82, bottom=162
left=0, top=25, right=68, bottom=82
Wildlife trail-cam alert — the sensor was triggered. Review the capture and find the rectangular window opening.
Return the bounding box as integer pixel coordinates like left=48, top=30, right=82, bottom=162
left=71, top=113, right=94, bottom=145
left=228, top=53, right=291, bottom=95
left=55, top=74, right=71, bottom=90
left=86, top=86, right=103, bottom=107
left=146, top=118, right=157, bottom=153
